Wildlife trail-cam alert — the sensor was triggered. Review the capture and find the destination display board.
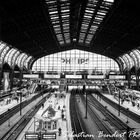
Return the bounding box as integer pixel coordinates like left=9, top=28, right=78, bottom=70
left=23, top=74, right=39, bottom=79
left=25, top=133, right=39, bottom=140
left=87, top=75, right=104, bottom=79
left=44, top=74, right=60, bottom=79
left=42, top=133, right=56, bottom=140
left=65, top=75, right=82, bottom=79
left=109, top=75, right=126, bottom=80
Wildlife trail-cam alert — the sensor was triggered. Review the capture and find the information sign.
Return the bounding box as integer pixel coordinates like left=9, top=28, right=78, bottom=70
left=65, top=75, right=82, bottom=79
left=23, top=74, right=39, bottom=79
left=42, top=133, right=56, bottom=140
left=87, top=75, right=104, bottom=79
left=109, top=75, right=126, bottom=80
left=25, top=133, right=39, bottom=140
left=44, top=74, right=60, bottom=79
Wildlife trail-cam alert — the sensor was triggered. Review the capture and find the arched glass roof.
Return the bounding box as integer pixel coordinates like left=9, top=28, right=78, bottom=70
left=129, top=51, right=139, bottom=68
left=0, top=41, right=33, bottom=70
left=46, top=0, right=70, bottom=45
left=117, top=48, right=140, bottom=71
left=16, top=53, right=26, bottom=67
left=32, top=49, right=119, bottom=73
left=12, top=51, right=20, bottom=66
left=4, top=48, right=18, bottom=66
left=24, top=56, right=33, bottom=69
left=79, top=0, right=114, bottom=45
left=0, top=45, right=10, bottom=64
left=20, top=54, right=28, bottom=68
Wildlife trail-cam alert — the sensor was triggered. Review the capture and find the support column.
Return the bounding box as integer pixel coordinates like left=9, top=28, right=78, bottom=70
left=127, top=70, right=131, bottom=89
left=10, top=69, right=14, bottom=90
left=0, top=18, right=2, bottom=90
left=19, top=69, right=23, bottom=87
left=136, top=69, right=139, bottom=90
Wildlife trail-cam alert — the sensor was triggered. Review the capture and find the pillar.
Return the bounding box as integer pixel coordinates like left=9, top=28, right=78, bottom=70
left=135, top=68, right=139, bottom=90
left=10, top=69, right=14, bottom=90
left=127, top=70, right=131, bottom=89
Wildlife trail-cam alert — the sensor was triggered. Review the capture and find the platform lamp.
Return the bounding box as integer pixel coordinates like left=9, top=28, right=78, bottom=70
left=88, top=69, right=93, bottom=90
left=82, top=74, right=87, bottom=119
left=126, top=108, right=130, bottom=140
left=17, top=90, right=22, bottom=116
left=118, top=88, right=121, bottom=116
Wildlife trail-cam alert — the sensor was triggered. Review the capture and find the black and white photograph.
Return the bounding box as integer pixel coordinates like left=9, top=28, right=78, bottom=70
left=0, top=0, right=140, bottom=140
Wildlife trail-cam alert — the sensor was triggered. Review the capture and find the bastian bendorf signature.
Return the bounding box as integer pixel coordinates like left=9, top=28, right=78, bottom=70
left=62, top=130, right=140, bottom=138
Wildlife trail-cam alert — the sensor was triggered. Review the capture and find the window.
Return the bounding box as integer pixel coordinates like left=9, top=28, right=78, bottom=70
left=32, top=49, right=119, bottom=73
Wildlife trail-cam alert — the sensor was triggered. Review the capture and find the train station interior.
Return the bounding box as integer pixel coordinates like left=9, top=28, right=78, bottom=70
left=0, top=0, right=140, bottom=140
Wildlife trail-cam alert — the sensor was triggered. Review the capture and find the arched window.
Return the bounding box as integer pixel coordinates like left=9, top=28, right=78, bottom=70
left=32, top=49, right=119, bottom=73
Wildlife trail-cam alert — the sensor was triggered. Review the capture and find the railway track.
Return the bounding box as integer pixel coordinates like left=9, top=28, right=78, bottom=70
left=96, top=91, right=140, bottom=124
left=80, top=94, right=118, bottom=140
left=1, top=93, right=51, bottom=140
left=70, top=93, right=91, bottom=140
left=82, top=93, right=139, bottom=140
left=0, top=89, right=51, bottom=126
left=88, top=94, right=127, bottom=132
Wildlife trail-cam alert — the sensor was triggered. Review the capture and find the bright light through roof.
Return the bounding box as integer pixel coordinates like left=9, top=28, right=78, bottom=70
left=104, top=0, right=114, bottom=3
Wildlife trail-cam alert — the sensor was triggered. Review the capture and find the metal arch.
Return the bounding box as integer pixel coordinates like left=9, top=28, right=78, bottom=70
left=20, top=54, right=28, bottom=68
left=129, top=51, right=139, bottom=70
left=119, top=56, right=128, bottom=71
left=5, top=49, right=17, bottom=66
left=28, top=57, right=35, bottom=70
left=0, top=42, right=7, bottom=57
left=9, top=49, right=19, bottom=66
left=5, top=49, right=14, bottom=64
left=12, top=52, right=21, bottom=67
left=133, top=49, right=140, bottom=68
left=24, top=56, right=33, bottom=69
left=1, top=47, right=11, bottom=66
left=0, top=44, right=10, bottom=63
left=115, top=58, right=124, bottom=72
left=15, top=53, right=24, bottom=67
left=30, top=57, right=38, bottom=70
left=10, top=50, right=19, bottom=67
left=18, top=53, right=26, bottom=68
left=122, top=55, right=131, bottom=70
left=125, top=53, right=135, bottom=69
left=22, top=55, right=28, bottom=68
left=19, top=54, right=27, bottom=68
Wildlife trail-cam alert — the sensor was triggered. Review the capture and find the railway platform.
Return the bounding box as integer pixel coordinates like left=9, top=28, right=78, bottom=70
left=0, top=93, right=37, bottom=115
left=0, top=92, right=49, bottom=139
left=93, top=93, right=140, bottom=133
left=17, top=92, right=73, bottom=140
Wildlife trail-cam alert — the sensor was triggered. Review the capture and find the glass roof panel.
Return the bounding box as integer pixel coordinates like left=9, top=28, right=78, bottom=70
left=24, top=56, right=33, bottom=69
left=79, top=0, right=114, bottom=45
left=0, top=46, right=10, bottom=64
left=46, top=0, right=70, bottom=45
left=130, top=52, right=138, bottom=68
left=16, top=53, right=26, bottom=67
left=119, top=57, right=127, bottom=70
left=12, top=51, right=20, bottom=66
left=4, top=48, right=18, bottom=66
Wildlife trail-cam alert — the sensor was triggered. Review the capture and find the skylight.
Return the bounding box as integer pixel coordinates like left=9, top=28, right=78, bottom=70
left=45, top=0, right=70, bottom=45
left=78, top=0, right=114, bottom=45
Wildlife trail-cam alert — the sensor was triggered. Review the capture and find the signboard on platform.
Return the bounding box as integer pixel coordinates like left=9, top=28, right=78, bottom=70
left=42, top=133, right=56, bottom=139
left=109, top=75, right=126, bottom=80
left=65, top=75, right=82, bottom=79
left=25, top=133, right=39, bottom=140
left=44, top=74, right=60, bottom=79
left=87, top=75, right=104, bottom=79
left=3, top=72, right=10, bottom=92
left=23, top=74, right=39, bottom=79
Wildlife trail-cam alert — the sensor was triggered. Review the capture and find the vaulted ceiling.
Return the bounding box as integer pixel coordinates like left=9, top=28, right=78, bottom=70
left=0, top=0, right=140, bottom=60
